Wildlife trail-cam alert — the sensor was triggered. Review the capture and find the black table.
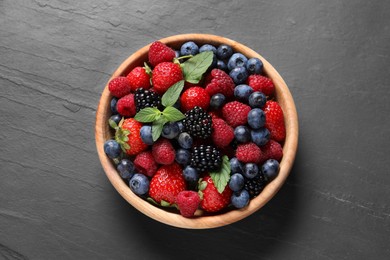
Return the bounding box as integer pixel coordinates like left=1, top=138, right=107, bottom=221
left=1, top=0, right=389, bottom=259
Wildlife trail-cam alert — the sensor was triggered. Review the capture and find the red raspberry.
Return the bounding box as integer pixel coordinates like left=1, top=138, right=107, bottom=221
left=126, top=67, right=151, bottom=92
left=236, top=142, right=264, bottom=164
left=117, top=94, right=136, bottom=117
left=148, top=41, right=176, bottom=67
left=180, top=87, right=210, bottom=112
left=262, top=139, right=283, bottom=163
left=176, top=191, right=200, bottom=218
left=152, top=138, right=175, bottom=165
left=151, top=62, right=183, bottom=95
left=108, top=76, right=132, bottom=98
left=211, top=118, right=234, bottom=148
left=264, top=101, right=286, bottom=143
left=247, top=75, right=275, bottom=96
left=222, top=101, right=251, bottom=128
left=204, top=69, right=235, bottom=98
left=134, top=151, right=158, bottom=177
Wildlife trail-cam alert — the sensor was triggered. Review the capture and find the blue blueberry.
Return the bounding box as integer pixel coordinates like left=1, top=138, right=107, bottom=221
left=177, top=132, right=193, bottom=149
left=230, top=157, right=244, bottom=174
left=246, top=58, right=263, bottom=75
left=234, top=84, right=254, bottom=102
left=216, top=44, right=233, bottom=60
left=262, top=159, right=280, bottom=181
left=234, top=125, right=251, bottom=143
left=175, top=149, right=191, bottom=165
left=217, top=60, right=228, bottom=71
left=227, top=53, right=248, bottom=71
left=251, top=128, right=270, bottom=146
left=180, top=41, right=199, bottom=56
left=162, top=122, right=180, bottom=139
left=199, top=44, right=217, bottom=54
left=117, top=159, right=135, bottom=179
left=243, top=163, right=259, bottom=179
left=110, top=97, right=118, bottom=114
left=129, top=173, right=149, bottom=196
left=210, top=54, right=218, bottom=70
left=104, top=140, right=121, bottom=159
left=210, top=93, right=226, bottom=110
left=182, top=166, right=199, bottom=183
left=229, top=67, right=248, bottom=84
left=231, top=189, right=250, bottom=208
left=177, top=121, right=185, bottom=133
left=248, top=91, right=267, bottom=108
left=229, top=173, right=245, bottom=192
left=247, top=108, right=266, bottom=129
left=109, top=114, right=121, bottom=127
left=140, top=125, right=153, bottom=145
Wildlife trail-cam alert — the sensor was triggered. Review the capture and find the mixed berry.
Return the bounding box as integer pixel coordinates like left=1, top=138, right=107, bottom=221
left=103, top=40, right=286, bottom=217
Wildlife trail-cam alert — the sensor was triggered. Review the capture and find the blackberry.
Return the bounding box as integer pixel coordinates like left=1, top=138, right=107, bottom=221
left=190, top=145, right=222, bottom=173
left=183, top=106, right=212, bottom=139
left=244, top=173, right=266, bottom=198
left=134, top=88, right=161, bottom=112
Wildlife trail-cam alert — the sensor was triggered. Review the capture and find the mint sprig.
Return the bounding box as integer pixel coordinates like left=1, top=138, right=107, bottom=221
left=209, top=155, right=231, bottom=193
left=181, top=51, right=213, bottom=84
left=161, top=80, right=185, bottom=107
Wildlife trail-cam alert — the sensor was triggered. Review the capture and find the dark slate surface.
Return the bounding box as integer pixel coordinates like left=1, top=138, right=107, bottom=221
left=1, top=0, right=389, bottom=259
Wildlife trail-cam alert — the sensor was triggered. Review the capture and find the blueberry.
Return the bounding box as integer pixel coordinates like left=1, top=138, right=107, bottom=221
left=129, top=173, right=149, bottom=196
left=243, top=163, right=259, bottom=179
left=210, top=54, right=218, bottom=70
left=231, top=189, right=250, bottom=208
left=229, top=173, right=245, bottom=192
left=217, top=60, right=228, bottom=71
left=162, top=122, right=180, bottom=139
left=182, top=166, right=199, bottom=183
left=177, top=121, right=185, bottom=133
left=109, top=114, right=121, bottom=127
left=117, top=159, right=135, bottom=179
left=140, top=125, right=153, bottom=145
left=104, top=140, right=121, bottom=159
left=199, top=44, right=217, bottom=54
left=227, top=53, right=248, bottom=71
left=230, top=157, right=244, bottom=174
left=229, top=67, right=248, bottom=84
left=180, top=41, right=199, bottom=56
left=251, top=128, right=270, bottom=146
left=248, top=91, right=267, bottom=108
left=175, top=149, right=191, bottom=165
left=247, top=108, right=266, bottom=129
left=177, top=132, right=193, bottom=149
left=210, top=93, right=226, bottom=110
left=234, top=84, right=253, bottom=102
left=246, top=58, right=263, bottom=75
left=110, top=97, right=118, bottom=114
left=217, top=44, right=233, bottom=60
left=262, top=159, right=280, bottom=181
left=234, top=125, right=251, bottom=143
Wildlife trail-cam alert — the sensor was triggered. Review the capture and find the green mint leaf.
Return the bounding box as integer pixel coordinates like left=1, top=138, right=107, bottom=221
left=151, top=117, right=168, bottom=142
left=209, top=155, right=231, bottom=193
left=162, top=106, right=185, bottom=122
left=161, top=80, right=185, bottom=107
left=134, top=107, right=161, bottom=123
left=182, top=51, right=213, bottom=84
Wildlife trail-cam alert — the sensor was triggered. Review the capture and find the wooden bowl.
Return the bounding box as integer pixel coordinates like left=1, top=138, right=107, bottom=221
left=95, top=34, right=298, bottom=229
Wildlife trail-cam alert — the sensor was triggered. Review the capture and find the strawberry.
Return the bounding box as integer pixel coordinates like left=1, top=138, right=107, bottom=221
left=236, top=142, right=264, bottom=164
left=222, top=101, right=251, bottom=128
left=108, top=76, right=132, bottom=98
left=152, top=138, right=175, bottom=165
left=117, top=94, right=136, bottom=117
left=117, top=118, right=148, bottom=156
left=211, top=118, right=234, bottom=148
left=149, top=163, right=186, bottom=205
left=247, top=75, right=275, bottom=96
left=263, top=101, right=286, bottom=143
left=262, top=139, right=283, bottom=162
left=134, top=151, right=158, bottom=177
left=176, top=191, right=200, bottom=217
left=199, top=175, right=232, bottom=213
left=180, top=87, right=210, bottom=112
left=204, top=69, right=235, bottom=98
left=148, top=41, right=176, bottom=67
left=151, top=62, right=183, bottom=95
left=126, top=66, right=151, bottom=92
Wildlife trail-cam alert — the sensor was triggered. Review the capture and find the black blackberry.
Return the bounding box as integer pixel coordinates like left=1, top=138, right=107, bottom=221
left=183, top=106, right=212, bottom=139
left=244, top=173, right=266, bottom=198
left=134, top=88, right=161, bottom=112
left=190, top=145, right=222, bottom=173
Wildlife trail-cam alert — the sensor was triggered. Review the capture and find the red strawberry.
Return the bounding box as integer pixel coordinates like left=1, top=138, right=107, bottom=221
left=148, top=41, right=176, bottom=67
left=120, top=118, right=148, bottom=156
left=222, top=101, right=251, bottom=128
left=247, top=75, right=275, bottom=96
left=236, top=142, right=264, bottom=164
left=149, top=163, right=186, bottom=205
left=262, top=139, right=283, bottom=162
left=176, top=191, right=200, bottom=218
left=199, top=175, right=232, bottom=213
left=263, top=101, right=286, bottom=142
left=204, top=69, right=235, bottom=98
left=180, top=87, right=210, bottom=112
left=152, top=62, right=183, bottom=95
left=134, top=151, right=158, bottom=177
left=152, top=138, right=175, bottom=165
left=108, top=76, right=132, bottom=98
left=126, top=66, right=151, bottom=91
left=117, top=94, right=136, bottom=117
left=211, top=118, right=234, bottom=148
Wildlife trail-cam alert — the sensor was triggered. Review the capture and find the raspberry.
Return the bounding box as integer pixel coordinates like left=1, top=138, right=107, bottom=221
left=134, top=151, right=158, bottom=177
left=148, top=41, right=176, bottom=67
left=222, top=101, right=251, bottom=128
left=247, top=75, right=275, bottom=96
left=211, top=118, right=234, bottom=148
left=180, top=87, right=210, bottom=112
left=108, top=76, right=132, bottom=98
left=126, top=67, right=151, bottom=92
left=151, top=62, right=183, bottom=95
left=264, top=101, right=286, bottom=143
left=262, top=139, right=283, bottom=162
left=176, top=191, right=200, bottom=217
left=152, top=138, right=175, bottom=165
left=117, top=94, right=136, bottom=117
left=204, top=69, right=235, bottom=98
left=236, top=142, right=263, bottom=164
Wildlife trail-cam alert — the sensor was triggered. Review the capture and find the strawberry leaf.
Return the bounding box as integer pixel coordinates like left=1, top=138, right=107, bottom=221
left=108, top=118, right=118, bottom=129
left=182, top=51, right=213, bottom=84
left=161, top=80, right=185, bottom=107
left=162, top=106, right=185, bottom=122
left=209, top=155, right=231, bottom=193
left=134, top=107, right=161, bottom=123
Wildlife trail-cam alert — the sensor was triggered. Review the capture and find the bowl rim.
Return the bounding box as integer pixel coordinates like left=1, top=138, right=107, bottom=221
left=95, top=33, right=299, bottom=229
